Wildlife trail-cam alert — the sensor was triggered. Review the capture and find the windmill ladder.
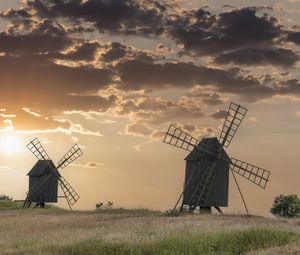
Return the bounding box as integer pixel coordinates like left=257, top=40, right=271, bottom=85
left=188, top=159, right=217, bottom=210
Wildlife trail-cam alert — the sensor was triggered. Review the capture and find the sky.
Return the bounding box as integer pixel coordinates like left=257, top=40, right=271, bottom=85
left=0, top=0, right=300, bottom=215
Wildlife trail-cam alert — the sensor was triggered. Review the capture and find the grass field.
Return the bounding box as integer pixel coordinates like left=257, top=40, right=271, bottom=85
left=0, top=201, right=299, bottom=255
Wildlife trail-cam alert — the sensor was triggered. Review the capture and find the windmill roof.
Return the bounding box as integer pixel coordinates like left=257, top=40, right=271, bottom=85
left=27, top=160, right=61, bottom=177
left=185, top=137, right=230, bottom=161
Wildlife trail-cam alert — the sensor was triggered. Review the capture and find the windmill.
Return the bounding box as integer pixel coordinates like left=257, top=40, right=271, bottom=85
left=23, top=138, right=83, bottom=210
left=163, top=102, right=271, bottom=215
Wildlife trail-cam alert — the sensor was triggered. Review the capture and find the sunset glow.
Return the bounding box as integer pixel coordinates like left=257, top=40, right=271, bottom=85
left=0, top=135, right=22, bottom=154
left=0, top=0, right=300, bottom=215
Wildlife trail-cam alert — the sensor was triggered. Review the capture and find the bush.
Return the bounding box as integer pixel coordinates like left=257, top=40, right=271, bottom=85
left=0, top=194, right=12, bottom=201
left=271, top=194, right=300, bottom=218
left=95, top=201, right=113, bottom=211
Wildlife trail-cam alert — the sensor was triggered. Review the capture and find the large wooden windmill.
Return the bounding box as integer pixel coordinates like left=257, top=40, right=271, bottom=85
left=163, top=102, right=271, bottom=214
left=23, top=138, right=83, bottom=210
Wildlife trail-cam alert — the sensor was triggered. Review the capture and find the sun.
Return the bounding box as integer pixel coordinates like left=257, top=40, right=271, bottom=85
left=0, top=135, right=22, bottom=154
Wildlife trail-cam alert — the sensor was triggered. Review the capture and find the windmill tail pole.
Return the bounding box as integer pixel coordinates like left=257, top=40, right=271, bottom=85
left=230, top=169, right=249, bottom=215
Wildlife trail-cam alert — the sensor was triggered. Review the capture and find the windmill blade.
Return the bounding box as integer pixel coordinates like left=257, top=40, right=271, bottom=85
left=163, top=124, right=214, bottom=156
left=219, top=102, right=247, bottom=148
left=230, top=158, right=270, bottom=189
left=58, top=176, right=80, bottom=206
left=27, top=138, right=50, bottom=160
left=57, top=144, right=83, bottom=170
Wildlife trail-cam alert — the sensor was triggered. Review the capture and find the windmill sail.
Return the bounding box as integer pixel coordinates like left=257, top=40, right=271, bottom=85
left=57, top=144, right=83, bottom=170
left=163, top=124, right=213, bottom=156
left=219, top=103, right=247, bottom=148
left=27, top=138, right=50, bottom=160
left=58, top=176, right=80, bottom=205
left=230, top=158, right=270, bottom=189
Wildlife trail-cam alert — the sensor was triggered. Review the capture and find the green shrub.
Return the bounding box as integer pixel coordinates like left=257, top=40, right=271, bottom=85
left=271, top=194, right=300, bottom=218
left=0, top=194, right=12, bottom=201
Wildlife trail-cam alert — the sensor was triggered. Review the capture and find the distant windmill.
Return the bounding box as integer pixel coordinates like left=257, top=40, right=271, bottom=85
left=163, top=102, right=271, bottom=215
left=23, top=138, right=83, bottom=210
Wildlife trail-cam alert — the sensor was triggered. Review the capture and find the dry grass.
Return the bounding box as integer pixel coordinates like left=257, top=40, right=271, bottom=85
left=0, top=206, right=299, bottom=254
left=247, top=241, right=300, bottom=255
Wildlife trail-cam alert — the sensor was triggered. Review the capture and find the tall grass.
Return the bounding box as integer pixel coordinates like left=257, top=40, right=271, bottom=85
left=0, top=200, right=22, bottom=209
left=0, top=207, right=299, bottom=255
left=15, top=228, right=300, bottom=255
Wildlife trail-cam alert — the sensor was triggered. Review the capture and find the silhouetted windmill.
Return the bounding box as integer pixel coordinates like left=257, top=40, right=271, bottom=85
left=23, top=138, right=83, bottom=210
left=163, top=102, right=271, bottom=215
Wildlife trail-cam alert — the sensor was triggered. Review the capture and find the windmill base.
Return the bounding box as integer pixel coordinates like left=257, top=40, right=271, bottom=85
left=34, top=202, right=46, bottom=208
left=179, top=205, right=223, bottom=214
left=23, top=201, right=46, bottom=208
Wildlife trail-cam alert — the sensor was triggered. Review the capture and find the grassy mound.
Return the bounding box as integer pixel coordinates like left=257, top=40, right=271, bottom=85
left=0, top=200, right=68, bottom=213
left=0, top=200, right=23, bottom=209
left=94, top=207, right=162, bottom=216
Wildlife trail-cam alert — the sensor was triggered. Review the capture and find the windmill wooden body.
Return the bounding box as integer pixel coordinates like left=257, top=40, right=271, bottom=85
left=163, top=102, right=271, bottom=214
left=27, top=160, right=60, bottom=203
left=23, top=138, right=83, bottom=210
left=183, top=138, right=230, bottom=209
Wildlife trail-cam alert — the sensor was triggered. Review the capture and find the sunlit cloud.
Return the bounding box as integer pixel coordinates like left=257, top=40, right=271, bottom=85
left=71, top=162, right=104, bottom=169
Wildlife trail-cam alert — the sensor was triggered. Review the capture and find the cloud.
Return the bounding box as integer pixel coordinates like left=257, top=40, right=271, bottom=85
left=247, top=117, right=259, bottom=122
left=210, top=110, right=227, bottom=119
left=275, top=79, right=300, bottom=97
left=170, top=122, right=217, bottom=139
left=27, top=0, right=166, bottom=36
left=215, top=48, right=299, bottom=67
left=125, top=122, right=152, bottom=136
left=0, top=165, right=11, bottom=171
left=57, top=41, right=100, bottom=61
left=101, top=42, right=127, bottom=62
left=190, top=87, right=226, bottom=105
left=0, top=54, right=114, bottom=113
left=287, top=31, right=300, bottom=45
left=168, top=7, right=282, bottom=55
left=2, top=1, right=300, bottom=138
left=0, top=109, right=103, bottom=137
left=0, top=18, right=72, bottom=54
left=116, top=58, right=274, bottom=101
left=115, top=95, right=204, bottom=124
left=0, top=108, right=70, bottom=131
left=71, top=162, right=104, bottom=169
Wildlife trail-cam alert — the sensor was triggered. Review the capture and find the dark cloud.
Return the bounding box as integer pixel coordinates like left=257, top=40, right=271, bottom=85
left=57, top=41, right=100, bottom=61
left=100, top=42, right=159, bottom=63
left=115, top=95, right=204, bottom=125
left=0, top=54, right=114, bottom=112
left=210, top=110, right=227, bottom=119
left=169, top=7, right=282, bottom=55
left=275, top=79, right=300, bottom=97
left=116, top=58, right=274, bottom=101
left=27, top=0, right=166, bottom=36
left=215, top=48, right=299, bottom=67
left=1, top=1, right=300, bottom=132
left=0, top=19, right=71, bottom=54
left=287, top=31, right=300, bottom=45
left=101, top=42, right=127, bottom=62
left=0, top=8, right=32, bottom=19
left=190, top=88, right=225, bottom=105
